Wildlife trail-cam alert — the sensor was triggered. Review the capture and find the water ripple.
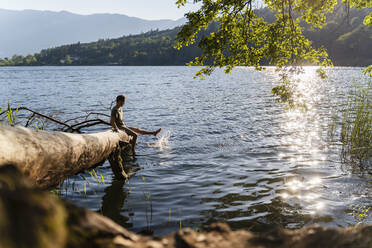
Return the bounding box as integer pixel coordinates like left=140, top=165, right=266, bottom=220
left=1, top=66, right=371, bottom=235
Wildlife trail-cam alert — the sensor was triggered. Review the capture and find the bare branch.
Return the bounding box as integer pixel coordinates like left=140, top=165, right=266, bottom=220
left=98, top=100, right=115, bottom=111
left=1, top=107, right=77, bottom=131
left=1, top=102, right=113, bottom=134
left=74, top=120, right=111, bottom=132
left=85, top=112, right=110, bottom=120
left=25, top=113, right=36, bottom=127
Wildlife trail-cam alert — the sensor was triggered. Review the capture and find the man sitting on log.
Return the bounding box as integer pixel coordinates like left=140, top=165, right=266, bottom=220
left=110, top=94, right=161, bottom=156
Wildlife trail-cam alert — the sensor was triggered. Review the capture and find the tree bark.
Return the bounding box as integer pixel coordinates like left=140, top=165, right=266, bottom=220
left=0, top=125, right=131, bottom=189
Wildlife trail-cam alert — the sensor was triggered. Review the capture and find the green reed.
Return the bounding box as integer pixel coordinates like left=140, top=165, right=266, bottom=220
left=340, top=82, right=371, bottom=168
left=52, top=169, right=105, bottom=198
left=7, top=101, right=19, bottom=126
left=88, top=168, right=105, bottom=185
left=141, top=175, right=153, bottom=230
left=0, top=101, right=19, bottom=126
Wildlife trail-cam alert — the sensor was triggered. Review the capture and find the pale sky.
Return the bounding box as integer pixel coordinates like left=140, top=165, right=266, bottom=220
left=0, top=0, right=200, bottom=20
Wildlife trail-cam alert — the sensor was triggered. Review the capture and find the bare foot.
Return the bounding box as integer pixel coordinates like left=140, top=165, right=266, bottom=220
left=153, top=128, right=162, bottom=136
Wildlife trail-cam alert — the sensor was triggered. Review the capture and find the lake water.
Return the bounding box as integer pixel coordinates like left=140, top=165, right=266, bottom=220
left=1, top=66, right=371, bottom=235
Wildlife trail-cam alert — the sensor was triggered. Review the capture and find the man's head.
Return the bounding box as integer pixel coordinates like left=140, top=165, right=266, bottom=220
left=116, top=94, right=126, bottom=107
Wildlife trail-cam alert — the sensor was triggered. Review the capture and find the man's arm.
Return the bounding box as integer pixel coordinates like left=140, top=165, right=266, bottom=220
left=110, top=114, right=119, bottom=132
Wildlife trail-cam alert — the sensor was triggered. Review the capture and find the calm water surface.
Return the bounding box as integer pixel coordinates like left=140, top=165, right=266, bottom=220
left=1, top=66, right=371, bottom=235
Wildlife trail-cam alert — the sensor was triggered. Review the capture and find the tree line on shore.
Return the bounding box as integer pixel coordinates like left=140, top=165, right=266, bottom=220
left=0, top=5, right=371, bottom=67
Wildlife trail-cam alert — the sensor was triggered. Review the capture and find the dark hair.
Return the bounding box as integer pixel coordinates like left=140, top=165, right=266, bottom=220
left=116, top=95, right=126, bottom=102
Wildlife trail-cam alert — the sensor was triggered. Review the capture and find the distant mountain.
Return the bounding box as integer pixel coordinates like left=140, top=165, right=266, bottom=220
left=0, top=9, right=186, bottom=57
left=1, top=6, right=371, bottom=67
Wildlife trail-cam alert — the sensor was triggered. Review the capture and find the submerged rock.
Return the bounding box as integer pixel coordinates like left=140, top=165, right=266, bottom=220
left=0, top=164, right=371, bottom=248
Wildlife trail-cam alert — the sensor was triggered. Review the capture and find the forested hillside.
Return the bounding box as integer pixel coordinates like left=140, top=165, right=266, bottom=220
left=0, top=9, right=185, bottom=58
left=304, top=4, right=372, bottom=66
left=1, top=5, right=371, bottom=67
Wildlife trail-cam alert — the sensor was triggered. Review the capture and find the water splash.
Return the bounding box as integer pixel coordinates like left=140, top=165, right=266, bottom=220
left=148, top=130, right=171, bottom=150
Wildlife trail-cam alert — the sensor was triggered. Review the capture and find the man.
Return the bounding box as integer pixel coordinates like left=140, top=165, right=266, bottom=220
left=110, top=94, right=161, bottom=156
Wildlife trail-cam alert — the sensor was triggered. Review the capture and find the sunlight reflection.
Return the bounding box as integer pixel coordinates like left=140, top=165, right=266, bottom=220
left=282, top=176, right=325, bottom=216
left=276, top=67, right=329, bottom=219
left=281, top=192, right=289, bottom=199
left=294, top=67, right=319, bottom=105
left=286, top=179, right=304, bottom=192
left=320, top=155, right=327, bottom=161
left=308, top=177, right=322, bottom=185
left=284, top=177, right=322, bottom=191
left=304, top=193, right=320, bottom=201
left=295, top=67, right=318, bottom=85
left=315, top=202, right=325, bottom=211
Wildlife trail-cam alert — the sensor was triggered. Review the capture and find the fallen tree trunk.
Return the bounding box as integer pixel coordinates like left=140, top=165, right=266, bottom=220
left=0, top=125, right=131, bottom=189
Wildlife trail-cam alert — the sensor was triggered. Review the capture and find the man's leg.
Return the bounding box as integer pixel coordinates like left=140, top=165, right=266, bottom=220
left=128, top=127, right=161, bottom=136
left=120, top=126, right=138, bottom=156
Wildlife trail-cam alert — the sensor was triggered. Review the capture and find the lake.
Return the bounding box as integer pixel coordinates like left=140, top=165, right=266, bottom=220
left=0, top=66, right=371, bottom=235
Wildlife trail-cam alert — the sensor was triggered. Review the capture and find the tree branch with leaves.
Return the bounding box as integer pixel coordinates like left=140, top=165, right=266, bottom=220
left=175, top=0, right=372, bottom=106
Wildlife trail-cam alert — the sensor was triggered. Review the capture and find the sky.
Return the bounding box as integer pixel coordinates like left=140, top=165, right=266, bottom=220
left=0, top=0, right=200, bottom=20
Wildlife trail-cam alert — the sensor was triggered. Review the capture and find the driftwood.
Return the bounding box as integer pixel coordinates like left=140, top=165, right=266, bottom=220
left=0, top=125, right=131, bottom=189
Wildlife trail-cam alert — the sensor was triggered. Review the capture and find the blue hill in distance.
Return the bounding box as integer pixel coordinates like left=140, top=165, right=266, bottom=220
left=0, top=8, right=186, bottom=57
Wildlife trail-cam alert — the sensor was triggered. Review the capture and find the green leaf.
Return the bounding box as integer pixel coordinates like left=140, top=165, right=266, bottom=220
left=364, top=12, right=372, bottom=25
left=363, top=65, right=372, bottom=77
left=174, top=0, right=372, bottom=107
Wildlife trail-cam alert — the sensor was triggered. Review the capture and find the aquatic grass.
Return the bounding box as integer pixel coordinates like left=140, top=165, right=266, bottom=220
left=340, top=82, right=371, bottom=170
left=52, top=169, right=103, bottom=198
left=88, top=168, right=106, bottom=185
left=141, top=175, right=153, bottom=230
left=0, top=101, right=43, bottom=129
left=327, top=112, right=338, bottom=142
left=81, top=174, right=97, bottom=196
left=51, top=188, right=61, bottom=197
left=6, top=101, right=19, bottom=126
left=349, top=205, right=372, bottom=224
left=34, top=123, right=40, bottom=130
left=0, top=101, right=20, bottom=126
